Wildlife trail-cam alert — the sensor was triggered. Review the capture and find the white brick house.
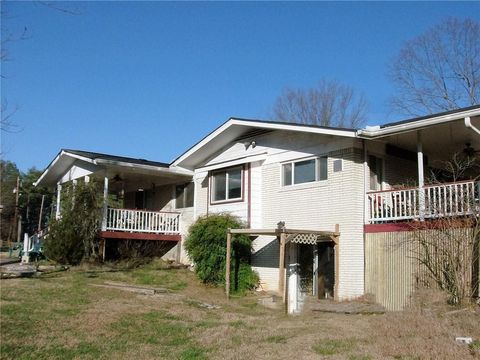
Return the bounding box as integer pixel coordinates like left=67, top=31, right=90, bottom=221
left=36, top=106, right=480, bottom=311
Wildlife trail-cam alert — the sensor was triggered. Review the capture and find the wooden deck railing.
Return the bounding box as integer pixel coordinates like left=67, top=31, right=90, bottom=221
left=103, top=208, right=181, bottom=234
left=367, top=180, right=479, bottom=223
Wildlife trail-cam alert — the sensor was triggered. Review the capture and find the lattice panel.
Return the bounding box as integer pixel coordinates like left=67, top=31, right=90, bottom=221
left=289, top=233, right=320, bottom=245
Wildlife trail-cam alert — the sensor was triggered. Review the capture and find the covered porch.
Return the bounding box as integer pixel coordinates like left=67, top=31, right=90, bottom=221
left=35, top=149, right=193, bottom=242
left=360, top=109, right=480, bottom=226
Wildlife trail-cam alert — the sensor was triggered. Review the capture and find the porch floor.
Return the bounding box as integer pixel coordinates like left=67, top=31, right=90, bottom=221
left=100, top=231, right=181, bottom=241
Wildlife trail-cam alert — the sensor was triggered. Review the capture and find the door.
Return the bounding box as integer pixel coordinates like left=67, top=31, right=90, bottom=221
left=317, top=242, right=335, bottom=299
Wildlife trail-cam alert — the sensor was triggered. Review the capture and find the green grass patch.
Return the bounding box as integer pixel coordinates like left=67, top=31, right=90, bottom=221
left=312, top=339, right=357, bottom=356
left=178, top=345, right=209, bottom=360
left=265, top=335, right=288, bottom=344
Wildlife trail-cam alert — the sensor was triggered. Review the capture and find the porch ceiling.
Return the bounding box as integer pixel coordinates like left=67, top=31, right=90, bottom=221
left=100, top=165, right=192, bottom=192
left=375, top=116, right=480, bottom=163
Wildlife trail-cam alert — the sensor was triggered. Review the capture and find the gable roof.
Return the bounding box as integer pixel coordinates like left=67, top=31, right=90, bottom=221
left=171, top=117, right=357, bottom=170
left=35, top=149, right=177, bottom=187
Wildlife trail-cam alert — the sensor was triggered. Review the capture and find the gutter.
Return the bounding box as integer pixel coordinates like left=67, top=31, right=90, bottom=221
left=357, top=108, right=480, bottom=139
left=464, top=116, right=480, bottom=136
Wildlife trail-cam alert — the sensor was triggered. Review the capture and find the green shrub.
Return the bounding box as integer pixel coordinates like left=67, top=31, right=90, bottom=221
left=184, top=213, right=258, bottom=293
left=44, top=181, right=103, bottom=265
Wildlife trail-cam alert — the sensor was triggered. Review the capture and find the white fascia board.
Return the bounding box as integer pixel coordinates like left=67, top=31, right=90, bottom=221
left=358, top=108, right=480, bottom=138
left=230, top=119, right=357, bottom=137
left=34, top=152, right=62, bottom=187
left=171, top=118, right=356, bottom=167
left=197, top=152, right=268, bottom=172
left=63, top=151, right=96, bottom=164
left=171, top=120, right=235, bottom=167
left=95, top=159, right=193, bottom=176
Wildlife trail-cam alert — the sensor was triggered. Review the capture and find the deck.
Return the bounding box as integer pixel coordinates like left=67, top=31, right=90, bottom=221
left=100, top=208, right=181, bottom=241
left=367, top=180, right=479, bottom=224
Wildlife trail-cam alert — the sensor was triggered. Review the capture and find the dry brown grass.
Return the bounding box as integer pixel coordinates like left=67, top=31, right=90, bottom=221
left=1, top=260, right=479, bottom=360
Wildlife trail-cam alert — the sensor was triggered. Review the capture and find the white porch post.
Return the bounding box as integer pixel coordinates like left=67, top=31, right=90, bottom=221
left=102, top=174, right=109, bottom=231
left=363, top=140, right=370, bottom=224
left=55, top=182, right=62, bottom=220
left=417, top=131, right=425, bottom=220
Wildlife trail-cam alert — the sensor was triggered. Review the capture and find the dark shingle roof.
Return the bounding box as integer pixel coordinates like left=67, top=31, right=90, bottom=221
left=63, top=149, right=169, bottom=167
left=379, top=104, right=480, bottom=129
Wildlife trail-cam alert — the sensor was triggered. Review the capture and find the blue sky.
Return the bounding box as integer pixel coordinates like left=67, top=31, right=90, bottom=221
left=2, top=1, right=479, bottom=172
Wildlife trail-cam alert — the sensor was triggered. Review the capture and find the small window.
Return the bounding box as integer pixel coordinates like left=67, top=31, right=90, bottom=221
left=333, top=159, right=342, bottom=172
left=176, top=182, right=194, bottom=208
left=211, top=166, right=243, bottom=202
left=282, top=156, right=328, bottom=186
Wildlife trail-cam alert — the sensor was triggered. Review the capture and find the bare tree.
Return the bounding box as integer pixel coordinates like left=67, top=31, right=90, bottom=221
left=272, top=79, right=368, bottom=128
left=389, top=17, right=480, bottom=117
left=407, top=157, right=480, bottom=305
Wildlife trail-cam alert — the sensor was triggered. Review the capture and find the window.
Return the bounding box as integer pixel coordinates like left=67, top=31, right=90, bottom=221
left=211, top=166, right=243, bottom=202
left=333, top=159, right=343, bottom=172
left=176, top=182, right=194, bottom=208
left=282, top=156, right=328, bottom=186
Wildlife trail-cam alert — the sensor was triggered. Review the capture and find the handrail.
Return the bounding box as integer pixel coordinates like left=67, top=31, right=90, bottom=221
left=104, top=208, right=181, bottom=234
left=366, top=179, right=478, bottom=194
left=107, top=207, right=181, bottom=214
left=368, top=180, right=478, bottom=223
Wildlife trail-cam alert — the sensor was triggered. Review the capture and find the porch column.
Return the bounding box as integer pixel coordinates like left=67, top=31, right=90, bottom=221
left=417, top=131, right=425, bottom=220
left=102, top=174, right=109, bottom=231
left=55, top=182, right=62, bottom=220
left=363, top=140, right=370, bottom=224
left=226, top=231, right=232, bottom=299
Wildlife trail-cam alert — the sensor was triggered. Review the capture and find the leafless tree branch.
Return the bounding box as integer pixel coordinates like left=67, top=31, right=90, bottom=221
left=389, top=17, right=480, bottom=117
left=272, top=79, right=368, bottom=128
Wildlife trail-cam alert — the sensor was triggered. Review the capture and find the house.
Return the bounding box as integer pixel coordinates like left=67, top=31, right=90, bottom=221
left=35, top=105, right=480, bottom=312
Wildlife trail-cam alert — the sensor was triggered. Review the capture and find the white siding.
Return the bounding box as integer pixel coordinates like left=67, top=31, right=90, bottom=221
left=60, top=161, right=98, bottom=184
left=261, top=147, right=365, bottom=299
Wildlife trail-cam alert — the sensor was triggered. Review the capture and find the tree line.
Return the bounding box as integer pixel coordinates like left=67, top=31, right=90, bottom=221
left=0, top=160, right=53, bottom=244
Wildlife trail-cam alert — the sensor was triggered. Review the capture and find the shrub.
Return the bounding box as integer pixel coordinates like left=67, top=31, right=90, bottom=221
left=184, top=213, right=258, bottom=294
left=44, top=181, right=103, bottom=264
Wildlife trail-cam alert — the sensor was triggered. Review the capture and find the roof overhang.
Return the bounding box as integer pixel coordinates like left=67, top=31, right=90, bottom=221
left=172, top=118, right=357, bottom=170
left=35, top=150, right=193, bottom=188
left=357, top=106, right=480, bottom=139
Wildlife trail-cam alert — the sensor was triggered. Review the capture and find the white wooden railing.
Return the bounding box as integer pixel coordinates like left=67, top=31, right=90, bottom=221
left=368, top=180, right=479, bottom=223
left=103, top=208, right=181, bottom=234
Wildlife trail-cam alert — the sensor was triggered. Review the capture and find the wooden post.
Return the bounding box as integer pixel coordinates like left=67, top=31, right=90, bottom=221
left=102, top=239, right=106, bottom=262
left=279, top=232, right=286, bottom=302
left=38, top=195, right=45, bottom=231
left=226, top=231, right=232, bottom=299
left=11, top=176, right=20, bottom=246
left=334, top=224, right=340, bottom=301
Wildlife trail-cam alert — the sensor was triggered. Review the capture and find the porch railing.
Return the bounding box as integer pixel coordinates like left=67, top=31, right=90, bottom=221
left=367, top=180, right=479, bottom=223
left=104, top=208, right=181, bottom=234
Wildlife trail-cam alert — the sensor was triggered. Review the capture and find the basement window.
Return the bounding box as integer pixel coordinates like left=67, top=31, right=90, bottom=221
left=282, top=156, right=328, bottom=186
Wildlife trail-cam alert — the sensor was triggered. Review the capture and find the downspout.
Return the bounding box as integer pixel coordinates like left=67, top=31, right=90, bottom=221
left=464, top=117, right=480, bottom=136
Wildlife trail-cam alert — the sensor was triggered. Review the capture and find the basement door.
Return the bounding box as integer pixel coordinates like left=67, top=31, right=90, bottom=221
left=288, top=242, right=335, bottom=313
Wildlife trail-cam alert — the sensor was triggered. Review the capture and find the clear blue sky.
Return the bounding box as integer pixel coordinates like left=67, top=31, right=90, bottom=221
left=2, top=1, right=479, bottom=172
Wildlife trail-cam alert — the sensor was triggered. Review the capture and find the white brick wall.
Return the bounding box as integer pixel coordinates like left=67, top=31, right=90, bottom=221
left=191, top=131, right=366, bottom=299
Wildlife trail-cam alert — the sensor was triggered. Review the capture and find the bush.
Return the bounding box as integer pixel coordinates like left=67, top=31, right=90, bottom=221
left=184, top=213, right=258, bottom=294
left=44, top=181, right=103, bottom=265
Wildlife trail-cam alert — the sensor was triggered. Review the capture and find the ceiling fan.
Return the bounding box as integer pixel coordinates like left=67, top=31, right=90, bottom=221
left=463, top=142, right=480, bottom=157
left=112, top=174, right=123, bottom=182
